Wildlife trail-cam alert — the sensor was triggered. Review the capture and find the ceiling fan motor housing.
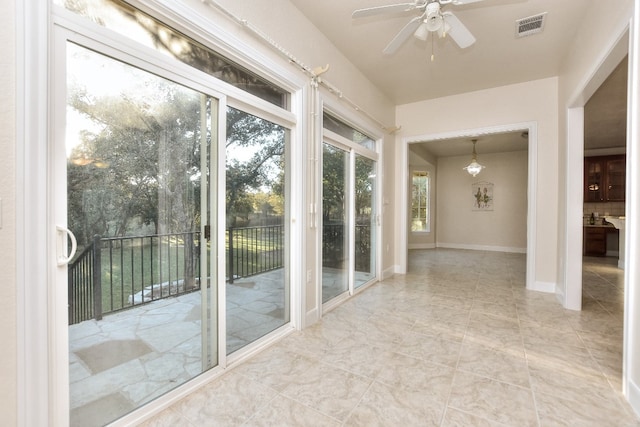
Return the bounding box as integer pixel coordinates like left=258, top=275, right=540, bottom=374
left=425, top=2, right=443, bottom=31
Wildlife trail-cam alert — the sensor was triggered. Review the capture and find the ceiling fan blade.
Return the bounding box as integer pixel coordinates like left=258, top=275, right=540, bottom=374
left=451, top=0, right=484, bottom=5
left=442, top=12, right=476, bottom=48
left=352, top=3, right=418, bottom=19
left=383, top=16, right=424, bottom=54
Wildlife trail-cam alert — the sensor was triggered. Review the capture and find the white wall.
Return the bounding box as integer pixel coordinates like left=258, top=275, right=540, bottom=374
left=396, top=77, right=559, bottom=288
left=0, top=0, right=16, bottom=423
left=436, top=151, right=528, bottom=252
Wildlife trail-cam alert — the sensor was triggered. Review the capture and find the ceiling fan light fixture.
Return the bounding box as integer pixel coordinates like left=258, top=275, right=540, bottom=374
left=414, top=22, right=430, bottom=40
left=425, top=13, right=444, bottom=31
left=425, top=2, right=443, bottom=31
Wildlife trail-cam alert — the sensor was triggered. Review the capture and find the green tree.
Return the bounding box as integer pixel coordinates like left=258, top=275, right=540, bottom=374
left=225, top=107, right=285, bottom=227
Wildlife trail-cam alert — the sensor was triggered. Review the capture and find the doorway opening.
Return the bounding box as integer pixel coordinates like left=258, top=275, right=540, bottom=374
left=399, top=122, right=537, bottom=292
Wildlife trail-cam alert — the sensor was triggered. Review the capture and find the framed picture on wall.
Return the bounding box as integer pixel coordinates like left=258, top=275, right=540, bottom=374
left=472, top=182, right=494, bottom=211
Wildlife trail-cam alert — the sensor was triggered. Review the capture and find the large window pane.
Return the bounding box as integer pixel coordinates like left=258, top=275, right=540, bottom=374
left=322, top=143, right=349, bottom=303
left=55, top=0, right=289, bottom=108
left=411, top=171, right=430, bottom=232
left=66, top=43, right=217, bottom=426
left=225, top=106, right=289, bottom=354
left=323, top=112, right=375, bottom=150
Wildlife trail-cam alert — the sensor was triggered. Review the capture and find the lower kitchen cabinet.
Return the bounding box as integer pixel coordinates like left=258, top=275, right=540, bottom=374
left=583, top=226, right=618, bottom=256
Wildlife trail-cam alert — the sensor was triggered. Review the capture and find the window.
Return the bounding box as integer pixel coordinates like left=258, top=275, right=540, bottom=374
left=411, top=171, right=429, bottom=232
left=323, top=112, right=375, bottom=150
left=54, top=0, right=289, bottom=108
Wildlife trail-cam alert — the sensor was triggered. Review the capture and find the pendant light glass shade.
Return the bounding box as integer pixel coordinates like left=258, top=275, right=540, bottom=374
left=463, top=140, right=484, bottom=177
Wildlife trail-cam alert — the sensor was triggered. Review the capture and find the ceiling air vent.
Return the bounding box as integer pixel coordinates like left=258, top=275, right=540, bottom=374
left=515, top=12, right=547, bottom=38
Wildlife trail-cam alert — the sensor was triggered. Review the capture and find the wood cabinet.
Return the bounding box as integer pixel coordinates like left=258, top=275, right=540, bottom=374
left=583, top=226, right=618, bottom=256
left=584, top=155, right=626, bottom=202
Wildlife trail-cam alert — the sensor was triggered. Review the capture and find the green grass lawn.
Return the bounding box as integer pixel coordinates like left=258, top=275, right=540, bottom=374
left=100, top=237, right=198, bottom=312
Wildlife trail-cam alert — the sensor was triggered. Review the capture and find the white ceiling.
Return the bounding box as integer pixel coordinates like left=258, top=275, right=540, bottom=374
left=584, top=56, right=628, bottom=151
left=410, top=131, right=528, bottom=158
left=289, top=0, right=591, bottom=104
left=288, top=0, right=628, bottom=156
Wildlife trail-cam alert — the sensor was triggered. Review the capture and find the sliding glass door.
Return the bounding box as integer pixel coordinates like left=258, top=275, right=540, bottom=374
left=225, top=107, right=290, bottom=354
left=354, top=154, right=377, bottom=288
left=63, top=42, right=220, bottom=426
left=322, top=143, right=350, bottom=303
left=321, top=113, right=379, bottom=305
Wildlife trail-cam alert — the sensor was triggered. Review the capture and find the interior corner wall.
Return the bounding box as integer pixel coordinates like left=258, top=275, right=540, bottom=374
left=396, top=77, right=559, bottom=288
left=0, top=0, right=17, bottom=424
left=436, top=151, right=528, bottom=252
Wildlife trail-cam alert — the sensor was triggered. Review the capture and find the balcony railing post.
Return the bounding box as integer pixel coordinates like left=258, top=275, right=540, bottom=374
left=228, top=227, right=234, bottom=284
left=92, top=234, right=103, bottom=321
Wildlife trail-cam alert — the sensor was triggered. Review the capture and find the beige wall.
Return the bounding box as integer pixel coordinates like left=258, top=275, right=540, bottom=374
left=436, top=151, right=528, bottom=251
left=0, top=0, right=17, bottom=424
left=396, top=77, right=559, bottom=287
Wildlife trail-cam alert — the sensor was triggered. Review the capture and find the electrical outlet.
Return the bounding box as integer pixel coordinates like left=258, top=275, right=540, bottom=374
left=307, top=269, right=312, bottom=283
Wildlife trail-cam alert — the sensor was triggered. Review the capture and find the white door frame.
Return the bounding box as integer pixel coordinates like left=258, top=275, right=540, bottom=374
left=397, top=122, right=538, bottom=291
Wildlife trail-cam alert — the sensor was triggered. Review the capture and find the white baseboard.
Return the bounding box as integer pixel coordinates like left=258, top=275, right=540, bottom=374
left=528, top=280, right=556, bottom=293
left=304, top=307, right=319, bottom=328
left=627, top=378, right=640, bottom=418
left=436, top=242, right=527, bottom=254
left=408, top=243, right=436, bottom=250
left=382, top=265, right=396, bottom=280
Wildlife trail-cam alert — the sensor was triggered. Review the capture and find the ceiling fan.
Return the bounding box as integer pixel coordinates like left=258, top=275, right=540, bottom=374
left=352, top=0, right=483, bottom=54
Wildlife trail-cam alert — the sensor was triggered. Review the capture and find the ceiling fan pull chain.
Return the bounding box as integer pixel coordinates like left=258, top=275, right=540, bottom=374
left=431, top=31, right=435, bottom=61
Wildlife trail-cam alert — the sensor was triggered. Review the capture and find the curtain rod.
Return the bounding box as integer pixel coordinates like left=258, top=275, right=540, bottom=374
left=202, top=0, right=398, bottom=134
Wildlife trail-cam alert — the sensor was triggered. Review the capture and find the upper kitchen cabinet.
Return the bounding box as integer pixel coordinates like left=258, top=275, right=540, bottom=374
left=584, top=155, right=626, bottom=202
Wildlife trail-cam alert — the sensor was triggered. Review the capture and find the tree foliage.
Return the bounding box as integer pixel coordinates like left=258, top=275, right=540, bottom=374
left=225, top=107, right=285, bottom=227
left=67, top=51, right=286, bottom=250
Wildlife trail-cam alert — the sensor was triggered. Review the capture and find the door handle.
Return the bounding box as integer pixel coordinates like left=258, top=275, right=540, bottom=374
left=56, top=225, right=77, bottom=266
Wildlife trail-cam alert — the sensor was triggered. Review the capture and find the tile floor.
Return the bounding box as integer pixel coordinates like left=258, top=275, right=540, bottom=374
left=138, top=249, right=639, bottom=426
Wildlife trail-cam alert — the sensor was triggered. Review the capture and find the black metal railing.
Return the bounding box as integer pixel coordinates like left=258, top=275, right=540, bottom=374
left=68, top=223, right=370, bottom=325
left=226, top=225, right=284, bottom=283
left=322, top=223, right=372, bottom=271
left=68, top=235, right=102, bottom=325
left=68, top=231, right=201, bottom=325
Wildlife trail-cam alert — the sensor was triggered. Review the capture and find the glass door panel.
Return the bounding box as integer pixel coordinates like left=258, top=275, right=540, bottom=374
left=354, top=155, right=377, bottom=288
left=65, top=43, right=217, bottom=426
left=225, top=106, right=290, bottom=354
left=322, top=143, right=350, bottom=303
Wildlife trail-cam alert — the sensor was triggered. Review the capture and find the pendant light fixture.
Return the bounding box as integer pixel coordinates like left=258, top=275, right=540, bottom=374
left=463, top=139, right=484, bottom=177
